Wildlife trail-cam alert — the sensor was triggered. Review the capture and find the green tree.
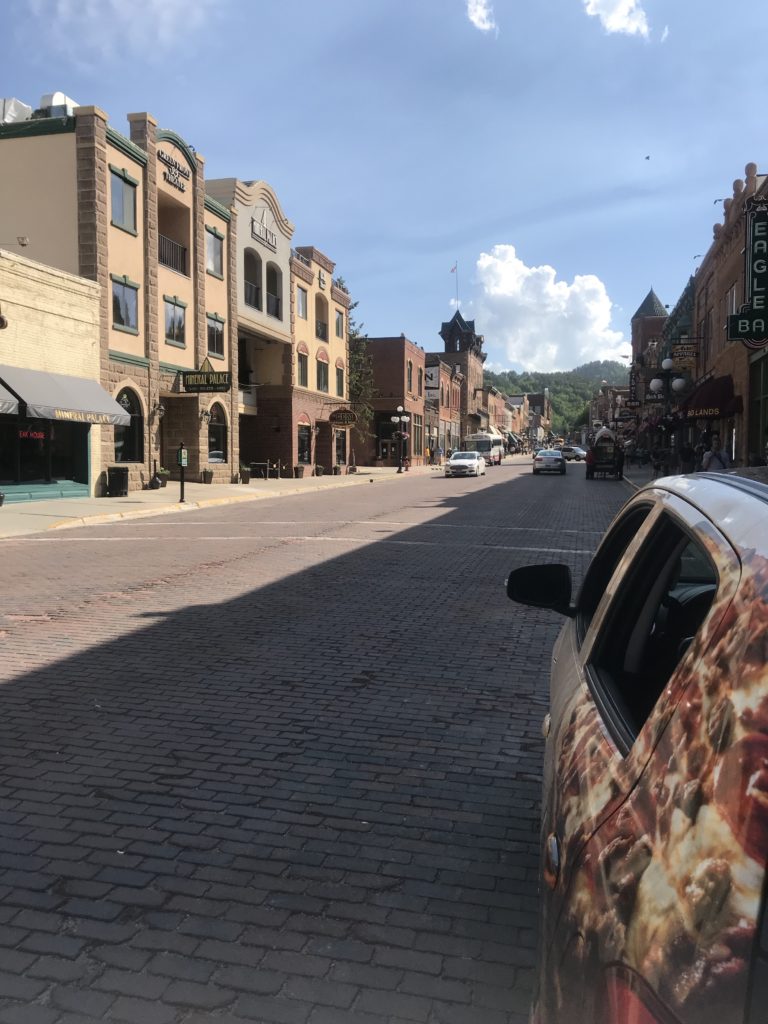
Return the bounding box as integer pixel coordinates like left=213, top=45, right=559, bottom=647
left=337, top=279, right=377, bottom=436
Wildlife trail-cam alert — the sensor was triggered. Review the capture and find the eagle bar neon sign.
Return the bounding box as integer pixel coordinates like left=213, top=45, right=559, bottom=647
left=728, top=197, right=768, bottom=350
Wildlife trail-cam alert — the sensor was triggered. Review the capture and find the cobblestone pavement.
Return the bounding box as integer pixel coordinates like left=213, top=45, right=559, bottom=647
left=0, top=461, right=628, bottom=1024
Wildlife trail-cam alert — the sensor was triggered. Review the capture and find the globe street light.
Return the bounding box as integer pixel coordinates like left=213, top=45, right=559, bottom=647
left=390, top=405, right=411, bottom=473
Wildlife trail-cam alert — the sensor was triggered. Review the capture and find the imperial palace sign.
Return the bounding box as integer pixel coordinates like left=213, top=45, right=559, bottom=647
left=728, top=197, right=768, bottom=350
left=182, top=358, right=231, bottom=394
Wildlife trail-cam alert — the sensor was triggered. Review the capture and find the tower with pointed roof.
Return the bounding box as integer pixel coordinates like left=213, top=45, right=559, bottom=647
left=432, top=310, right=488, bottom=436
left=631, top=288, right=668, bottom=367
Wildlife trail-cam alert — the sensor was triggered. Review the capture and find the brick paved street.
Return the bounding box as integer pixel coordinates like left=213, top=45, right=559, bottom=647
left=0, top=460, right=627, bottom=1024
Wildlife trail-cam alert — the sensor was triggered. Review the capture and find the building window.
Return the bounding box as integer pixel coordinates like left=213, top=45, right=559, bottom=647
left=297, top=287, right=308, bottom=320
left=297, top=424, right=312, bottom=464
left=244, top=249, right=262, bottom=310
left=335, top=310, right=344, bottom=338
left=206, top=227, right=224, bottom=278
left=111, top=277, right=139, bottom=333
left=266, top=262, right=282, bottom=319
left=298, top=352, right=308, bottom=387
left=336, top=366, right=344, bottom=397
left=208, top=403, right=227, bottom=463
left=418, top=367, right=423, bottom=397
left=207, top=314, right=225, bottom=357
left=164, top=297, right=186, bottom=347
left=114, top=388, right=143, bottom=463
left=110, top=168, right=137, bottom=234
left=413, top=413, right=423, bottom=456
left=317, top=358, right=329, bottom=393
left=407, top=360, right=413, bottom=393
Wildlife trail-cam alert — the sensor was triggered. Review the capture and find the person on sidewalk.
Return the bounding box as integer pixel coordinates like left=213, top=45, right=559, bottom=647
left=701, top=434, right=732, bottom=472
left=436, top=446, right=444, bottom=466
left=585, top=447, right=595, bottom=480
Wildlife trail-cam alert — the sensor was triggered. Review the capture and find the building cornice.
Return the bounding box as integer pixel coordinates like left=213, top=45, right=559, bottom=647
left=106, top=126, right=148, bottom=166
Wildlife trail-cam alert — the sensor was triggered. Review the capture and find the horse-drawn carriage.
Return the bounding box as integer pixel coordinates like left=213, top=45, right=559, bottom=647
left=586, top=427, right=624, bottom=480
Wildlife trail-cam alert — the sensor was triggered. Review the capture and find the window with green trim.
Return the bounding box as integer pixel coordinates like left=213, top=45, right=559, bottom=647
left=110, top=171, right=137, bottom=233
left=336, top=366, right=344, bottom=397
left=112, top=280, right=138, bottom=331
left=207, top=315, right=224, bottom=357
left=164, top=298, right=186, bottom=346
left=335, top=309, right=344, bottom=338
left=297, top=286, right=308, bottom=320
left=206, top=228, right=223, bottom=277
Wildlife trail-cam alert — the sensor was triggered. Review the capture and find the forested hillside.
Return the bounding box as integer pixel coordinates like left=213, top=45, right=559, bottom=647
left=485, top=360, right=628, bottom=434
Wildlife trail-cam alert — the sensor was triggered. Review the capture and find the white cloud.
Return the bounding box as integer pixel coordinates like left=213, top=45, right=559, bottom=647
left=472, top=244, right=630, bottom=371
left=583, top=0, right=649, bottom=38
left=25, top=0, right=218, bottom=61
left=661, top=24, right=669, bottom=43
left=466, top=0, right=497, bottom=33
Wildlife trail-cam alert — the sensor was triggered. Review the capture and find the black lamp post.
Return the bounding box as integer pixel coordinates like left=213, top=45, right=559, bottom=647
left=390, top=405, right=411, bottom=473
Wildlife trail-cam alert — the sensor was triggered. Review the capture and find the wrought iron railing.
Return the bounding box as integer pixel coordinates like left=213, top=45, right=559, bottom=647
left=158, top=235, right=187, bottom=275
left=244, top=281, right=261, bottom=309
left=315, top=321, right=328, bottom=341
left=266, top=293, right=281, bottom=318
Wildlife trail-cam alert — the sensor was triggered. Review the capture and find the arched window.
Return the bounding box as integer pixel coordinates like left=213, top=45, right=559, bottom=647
left=114, top=388, right=144, bottom=463
left=417, top=367, right=423, bottom=397
left=407, top=360, right=413, bottom=393
left=266, top=262, right=282, bottom=319
left=208, top=403, right=228, bottom=463
left=244, top=249, right=262, bottom=310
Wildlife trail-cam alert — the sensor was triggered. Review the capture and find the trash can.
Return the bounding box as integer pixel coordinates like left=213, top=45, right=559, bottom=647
left=294, top=465, right=305, bottom=479
left=107, top=466, right=129, bottom=497
left=332, top=465, right=341, bottom=476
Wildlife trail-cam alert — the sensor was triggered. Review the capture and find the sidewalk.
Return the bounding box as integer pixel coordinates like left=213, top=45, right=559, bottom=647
left=0, top=464, right=442, bottom=539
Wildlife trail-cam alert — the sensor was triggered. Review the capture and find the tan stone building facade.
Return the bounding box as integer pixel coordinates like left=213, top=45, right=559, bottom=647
left=0, top=101, right=238, bottom=494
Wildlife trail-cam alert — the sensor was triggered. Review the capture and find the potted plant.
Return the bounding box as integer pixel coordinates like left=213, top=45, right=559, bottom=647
left=315, top=464, right=324, bottom=477
left=201, top=467, right=214, bottom=484
left=157, top=467, right=170, bottom=488
left=240, top=464, right=251, bottom=484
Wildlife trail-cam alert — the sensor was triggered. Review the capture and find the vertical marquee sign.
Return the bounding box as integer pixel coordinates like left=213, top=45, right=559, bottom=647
left=728, top=196, right=768, bottom=350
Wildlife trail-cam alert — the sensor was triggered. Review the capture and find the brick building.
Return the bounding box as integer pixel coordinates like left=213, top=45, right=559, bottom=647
left=355, top=335, right=426, bottom=466
left=433, top=311, right=488, bottom=438
left=425, top=355, right=462, bottom=456
left=0, top=249, right=129, bottom=499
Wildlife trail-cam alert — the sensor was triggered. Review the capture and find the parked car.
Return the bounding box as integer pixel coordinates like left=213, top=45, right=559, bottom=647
left=533, top=450, right=566, bottom=475
left=444, top=451, right=486, bottom=477
left=560, top=445, right=587, bottom=461
left=506, top=469, right=768, bottom=1024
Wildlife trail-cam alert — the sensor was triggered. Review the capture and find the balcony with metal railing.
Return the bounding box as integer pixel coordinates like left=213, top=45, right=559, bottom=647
left=158, top=235, right=188, bottom=275
left=291, top=248, right=312, bottom=268
left=316, top=320, right=328, bottom=341
left=244, top=281, right=261, bottom=310
left=266, top=293, right=281, bottom=319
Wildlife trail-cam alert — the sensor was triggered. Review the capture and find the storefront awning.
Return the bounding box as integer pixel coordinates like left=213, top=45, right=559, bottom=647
left=684, top=374, right=743, bottom=420
left=0, top=380, right=18, bottom=416
left=0, top=365, right=131, bottom=425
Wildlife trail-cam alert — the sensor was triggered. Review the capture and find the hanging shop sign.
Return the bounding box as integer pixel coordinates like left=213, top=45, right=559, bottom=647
left=728, top=197, right=768, bottom=350
left=329, top=408, right=358, bottom=426
left=183, top=357, right=231, bottom=394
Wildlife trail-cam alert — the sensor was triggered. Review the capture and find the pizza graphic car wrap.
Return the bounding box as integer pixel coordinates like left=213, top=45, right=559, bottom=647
left=544, top=541, right=768, bottom=1024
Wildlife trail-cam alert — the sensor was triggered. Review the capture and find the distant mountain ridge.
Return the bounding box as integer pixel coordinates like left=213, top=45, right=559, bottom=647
left=484, top=360, right=628, bottom=434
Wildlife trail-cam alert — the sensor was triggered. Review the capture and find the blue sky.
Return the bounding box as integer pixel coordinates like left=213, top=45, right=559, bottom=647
left=5, top=0, right=766, bottom=370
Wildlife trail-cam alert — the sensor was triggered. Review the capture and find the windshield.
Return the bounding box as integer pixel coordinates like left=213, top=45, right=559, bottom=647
left=465, top=440, right=492, bottom=452
left=452, top=452, right=477, bottom=461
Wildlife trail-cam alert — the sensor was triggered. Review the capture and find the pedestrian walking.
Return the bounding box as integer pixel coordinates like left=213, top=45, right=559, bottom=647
left=701, top=434, right=732, bottom=472
left=436, top=446, right=444, bottom=466
left=585, top=447, right=595, bottom=480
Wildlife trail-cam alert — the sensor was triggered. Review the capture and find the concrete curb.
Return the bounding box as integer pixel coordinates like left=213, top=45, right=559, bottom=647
left=46, top=470, right=398, bottom=532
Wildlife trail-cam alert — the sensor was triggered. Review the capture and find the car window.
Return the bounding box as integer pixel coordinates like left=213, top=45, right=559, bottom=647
left=586, top=513, right=718, bottom=753
left=577, top=503, right=653, bottom=644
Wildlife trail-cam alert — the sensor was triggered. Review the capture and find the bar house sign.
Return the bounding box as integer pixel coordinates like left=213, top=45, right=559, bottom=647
left=182, top=358, right=231, bottom=393
left=728, top=197, right=768, bottom=350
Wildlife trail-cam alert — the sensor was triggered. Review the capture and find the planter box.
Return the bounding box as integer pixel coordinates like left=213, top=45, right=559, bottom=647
left=201, top=470, right=214, bottom=484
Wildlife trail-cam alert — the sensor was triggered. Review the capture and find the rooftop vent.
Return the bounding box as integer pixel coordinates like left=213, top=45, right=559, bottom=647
left=39, top=92, right=79, bottom=117
left=0, top=98, right=32, bottom=125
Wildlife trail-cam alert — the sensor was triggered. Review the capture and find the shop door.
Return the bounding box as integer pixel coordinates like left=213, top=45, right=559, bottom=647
left=334, top=429, right=347, bottom=465
left=18, top=421, right=49, bottom=482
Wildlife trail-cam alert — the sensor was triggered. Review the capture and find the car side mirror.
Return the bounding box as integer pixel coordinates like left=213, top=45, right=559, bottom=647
left=506, top=563, right=575, bottom=617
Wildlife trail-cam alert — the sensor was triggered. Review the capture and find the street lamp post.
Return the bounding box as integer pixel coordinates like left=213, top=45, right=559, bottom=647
left=649, top=357, right=687, bottom=467
left=390, top=405, right=411, bottom=473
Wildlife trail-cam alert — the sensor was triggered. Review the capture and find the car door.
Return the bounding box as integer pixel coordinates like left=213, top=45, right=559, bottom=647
left=541, top=491, right=743, bottom=1024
